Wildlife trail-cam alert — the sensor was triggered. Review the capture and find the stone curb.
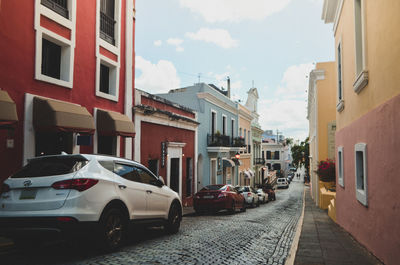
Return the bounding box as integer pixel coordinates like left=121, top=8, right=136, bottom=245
left=284, top=185, right=306, bottom=265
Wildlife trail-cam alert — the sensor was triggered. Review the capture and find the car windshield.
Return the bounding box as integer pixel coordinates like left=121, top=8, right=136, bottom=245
left=237, top=186, right=250, bottom=192
left=200, top=185, right=225, bottom=191
left=11, top=155, right=88, bottom=178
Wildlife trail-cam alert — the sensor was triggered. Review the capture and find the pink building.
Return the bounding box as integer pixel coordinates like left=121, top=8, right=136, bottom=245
left=0, top=0, right=136, bottom=183
left=322, top=1, right=400, bottom=264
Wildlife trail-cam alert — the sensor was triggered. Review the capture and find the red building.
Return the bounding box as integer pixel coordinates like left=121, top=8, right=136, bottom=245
left=134, top=90, right=198, bottom=205
left=0, top=0, right=136, bottom=182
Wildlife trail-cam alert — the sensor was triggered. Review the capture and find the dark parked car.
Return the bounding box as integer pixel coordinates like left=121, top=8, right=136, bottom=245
left=193, top=185, right=246, bottom=214
left=262, top=183, right=276, bottom=201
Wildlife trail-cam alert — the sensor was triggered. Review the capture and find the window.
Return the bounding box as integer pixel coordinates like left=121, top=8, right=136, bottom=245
left=354, top=0, right=363, bottom=76
left=262, top=151, right=265, bottom=159
left=353, top=0, right=368, bottom=93
left=239, top=128, right=242, bottom=137
left=100, top=0, right=115, bottom=45
left=267, top=151, right=271, bottom=160
left=98, top=60, right=117, bottom=98
left=136, top=167, right=159, bottom=186
left=100, top=64, right=110, bottom=94
left=39, top=36, right=71, bottom=84
left=338, top=146, right=344, bottom=187
left=355, top=143, right=367, bottom=206
left=42, top=39, right=61, bottom=79
left=114, top=163, right=140, bottom=182
left=211, top=111, right=216, bottom=134
left=274, top=151, right=280, bottom=160
left=337, top=41, right=344, bottom=112
left=244, top=129, right=247, bottom=144
left=41, top=0, right=69, bottom=18
left=34, top=0, right=75, bottom=88
left=222, top=115, right=227, bottom=135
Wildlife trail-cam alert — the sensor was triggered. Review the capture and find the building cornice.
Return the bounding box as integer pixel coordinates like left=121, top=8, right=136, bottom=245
left=197, top=92, right=238, bottom=115
left=238, top=105, right=254, bottom=121
left=322, top=0, right=343, bottom=34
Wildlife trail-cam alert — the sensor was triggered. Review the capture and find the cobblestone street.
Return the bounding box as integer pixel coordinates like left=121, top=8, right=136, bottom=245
left=1, top=180, right=304, bottom=265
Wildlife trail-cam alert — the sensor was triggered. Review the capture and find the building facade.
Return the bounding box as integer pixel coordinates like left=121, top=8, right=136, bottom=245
left=307, top=62, right=337, bottom=206
left=322, top=1, right=400, bottom=264
left=133, top=90, right=198, bottom=204
left=238, top=104, right=253, bottom=186
left=157, top=83, right=244, bottom=190
left=0, top=0, right=136, bottom=183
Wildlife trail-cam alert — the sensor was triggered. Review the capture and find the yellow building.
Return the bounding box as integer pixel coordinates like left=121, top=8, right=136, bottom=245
left=322, top=1, right=400, bottom=264
left=238, top=104, right=253, bottom=186
left=307, top=62, right=336, bottom=207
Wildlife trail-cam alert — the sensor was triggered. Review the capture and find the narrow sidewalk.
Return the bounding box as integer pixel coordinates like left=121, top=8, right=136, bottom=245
left=294, top=186, right=382, bottom=265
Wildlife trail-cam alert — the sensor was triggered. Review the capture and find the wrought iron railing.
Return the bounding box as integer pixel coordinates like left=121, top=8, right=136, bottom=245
left=207, top=134, right=231, bottom=147
left=232, top=137, right=246, bottom=147
left=41, top=0, right=69, bottom=18
left=100, top=12, right=115, bottom=45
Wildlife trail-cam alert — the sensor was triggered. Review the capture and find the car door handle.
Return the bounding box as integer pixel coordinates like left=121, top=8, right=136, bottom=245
left=118, top=184, right=127, bottom=190
left=146, top=190, right=152, bottom=194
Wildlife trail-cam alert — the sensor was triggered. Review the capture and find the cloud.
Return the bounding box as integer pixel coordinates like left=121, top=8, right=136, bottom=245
left=275, top=63, right=315, bottom=98
left=186, top=28, right=238, bottom=49
left=258, top=98, right=309, bottom=141
left=179, top=0, right=292, bottom=23
left=257, top=63, right=315, bottom=141
left=166, top=38, right=184, bottom=52
left=153, top=40, right=162, bottom=46
left=135, top=56, right=181, bottom=94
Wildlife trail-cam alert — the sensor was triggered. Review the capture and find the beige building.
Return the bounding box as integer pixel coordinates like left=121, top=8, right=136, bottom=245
left=307, top=62, right=337, bottom=207
left=238, top=104, right=253, bottom=186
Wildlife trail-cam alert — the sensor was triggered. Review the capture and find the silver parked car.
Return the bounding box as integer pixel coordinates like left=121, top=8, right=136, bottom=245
left=237, top=186, right=260, bottom=208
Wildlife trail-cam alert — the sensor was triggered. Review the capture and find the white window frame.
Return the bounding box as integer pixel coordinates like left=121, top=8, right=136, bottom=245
left=211, top=110, right=217, bottom=134
left=353, top=0, right=368, bottom=93
left=337, top=39, right=344, bottom=112
left=355, top=143, right=367, bottom=206
left=34, top=0, right=76, bottom=88
left=96, top=56, right=119, bottom=101
left=95, top=0, right=121, bottom=102
left=338, top=146, right=344, bottom=187
left=222, top=115, right=227, bottom=135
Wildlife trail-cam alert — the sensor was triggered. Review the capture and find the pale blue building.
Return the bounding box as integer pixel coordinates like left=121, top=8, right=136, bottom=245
left=157, top=83, right=245, bottom=190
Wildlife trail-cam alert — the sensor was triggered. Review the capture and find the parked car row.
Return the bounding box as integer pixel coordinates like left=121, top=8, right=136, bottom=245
left=193, top=184, right=276, bottom=215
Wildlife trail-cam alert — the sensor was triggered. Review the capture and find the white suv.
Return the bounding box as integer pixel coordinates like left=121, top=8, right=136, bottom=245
left=277, top=177, right=289, bottom=189
left=0, top=154, right=182, bottom=250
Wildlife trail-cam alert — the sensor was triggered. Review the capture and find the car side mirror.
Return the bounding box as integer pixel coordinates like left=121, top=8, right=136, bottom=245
left=158, top=176, right=165, bottom=186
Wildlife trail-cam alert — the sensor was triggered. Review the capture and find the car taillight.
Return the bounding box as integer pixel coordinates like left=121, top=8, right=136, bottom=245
left=56, top=217, right=77, bottom=222
left=217, top=193, right=226, bottom=199
left=247, top=192, right=252, bottom=196
left=52, top=179, right=98, bottom=192
left=1, top=183, right=10, bottom=194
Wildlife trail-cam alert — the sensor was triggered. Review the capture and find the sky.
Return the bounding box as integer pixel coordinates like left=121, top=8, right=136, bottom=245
left=134, top=0, right=335, bottom=142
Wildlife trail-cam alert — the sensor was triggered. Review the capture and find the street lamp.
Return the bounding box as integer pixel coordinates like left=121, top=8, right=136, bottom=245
left=235, top=152, right=240, bottom=159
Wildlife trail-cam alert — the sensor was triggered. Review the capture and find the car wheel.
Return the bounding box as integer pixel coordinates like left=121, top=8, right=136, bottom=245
left=257, top=200, right=260, bottom=207
left=165, top=202, right=181, bottom=234
left=229, top=200, right=235, bottom=214
left=240, top=199, right=246, bottom=212
left=99, top=208, right=127, bottom=251
left=251, top=199, right=255, bottom=208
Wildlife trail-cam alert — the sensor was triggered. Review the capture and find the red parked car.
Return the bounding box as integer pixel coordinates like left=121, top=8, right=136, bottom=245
left=193, top=185, right=246, bottom=214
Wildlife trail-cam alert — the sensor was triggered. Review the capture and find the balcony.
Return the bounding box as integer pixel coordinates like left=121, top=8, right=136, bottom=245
left=232, top=137, right=246, bottom=147
left=255, top=158, right=265, bottom=165
left=207, top=134, right=231, bottom=147
left=41, top=0, right=69, bottom=18
left=100, top=12, right=116, bottom=45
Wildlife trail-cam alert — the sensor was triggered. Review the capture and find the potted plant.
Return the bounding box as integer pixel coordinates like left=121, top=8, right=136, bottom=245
left=316, top=159, right=336, bottom=191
